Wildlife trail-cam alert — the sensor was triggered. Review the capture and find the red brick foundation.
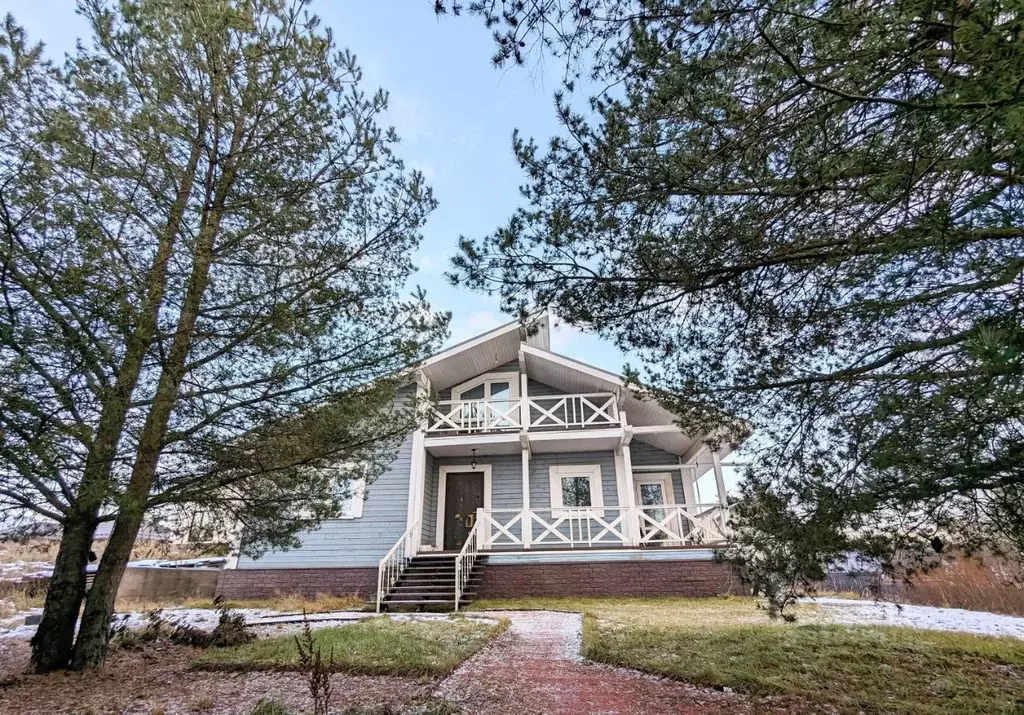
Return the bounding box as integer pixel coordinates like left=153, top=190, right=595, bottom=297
left=216, top=567, right=377, bottom=600
left=478, top=558, right=739, bottom=599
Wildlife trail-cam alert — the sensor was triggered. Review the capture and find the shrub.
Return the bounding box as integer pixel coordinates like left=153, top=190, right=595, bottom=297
left=249, top=698, right=292, bottom=715
left=296, top=615, right=333, bottom=715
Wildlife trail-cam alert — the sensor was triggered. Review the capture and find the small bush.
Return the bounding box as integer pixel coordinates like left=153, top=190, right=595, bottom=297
left=187, top=696, right=214, bottom=713
left=249, top=698, right=292, bottom=715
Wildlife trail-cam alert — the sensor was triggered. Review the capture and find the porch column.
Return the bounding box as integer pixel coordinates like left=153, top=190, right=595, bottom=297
left=711, top=451, right=729, bottom=532
left=406, top=430, right=426, bottom=552
left=621, top=442, right=640, bottom=546
left=679, top=456, right=697, bottom=511
left=521, top=444, right=532, bottom=549
left=405, top=373, right=430, bottom=552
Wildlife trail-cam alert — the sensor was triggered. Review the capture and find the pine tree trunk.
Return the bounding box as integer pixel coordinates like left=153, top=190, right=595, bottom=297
left=28, top=134, right=206, bottom=672
left=30, top=513, right=96, bottom=672
left=71, top=118, right=239, bottom=668
left=69, top=507, right=144, bottom=668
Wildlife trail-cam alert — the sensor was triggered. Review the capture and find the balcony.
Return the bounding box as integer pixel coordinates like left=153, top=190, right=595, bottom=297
left=426, top=393, right=620, bottom=436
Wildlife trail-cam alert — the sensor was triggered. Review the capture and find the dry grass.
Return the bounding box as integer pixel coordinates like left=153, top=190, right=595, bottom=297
left=113, top=592, right=367, bottom=614
left=472, top=595, right=820, bottom=628
left=900, top=557, right=1024, bottom=617
left=0, top=537, right=222, bottom=564
left=0, top=582, right=45, bottom=619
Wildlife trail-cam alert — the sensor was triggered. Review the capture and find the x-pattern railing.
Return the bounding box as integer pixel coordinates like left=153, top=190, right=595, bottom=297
left=425, top=393, right=619, bottom=435
left=475, top=505, right=729, bottom=550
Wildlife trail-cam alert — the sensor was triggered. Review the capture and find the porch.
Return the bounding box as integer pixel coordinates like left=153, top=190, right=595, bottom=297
left=412, top=440, right=734, bottom=557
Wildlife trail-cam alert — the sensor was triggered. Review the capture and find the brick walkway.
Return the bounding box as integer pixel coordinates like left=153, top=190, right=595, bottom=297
left=435, top=611, right=755, bottom=714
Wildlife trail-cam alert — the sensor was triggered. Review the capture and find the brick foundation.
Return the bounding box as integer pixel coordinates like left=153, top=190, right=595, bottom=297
left=216, top=567, right=377, bottom=600
left=478, top=558, right=739, bottom=599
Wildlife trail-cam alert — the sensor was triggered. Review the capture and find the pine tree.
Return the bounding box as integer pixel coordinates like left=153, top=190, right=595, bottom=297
left=442, top=0, right=1024, bottom=609
left=1, top=0, right=447, bottom=670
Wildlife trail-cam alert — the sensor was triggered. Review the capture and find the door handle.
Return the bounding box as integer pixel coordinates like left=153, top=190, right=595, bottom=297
left=465, top=513, right=476, bottom=528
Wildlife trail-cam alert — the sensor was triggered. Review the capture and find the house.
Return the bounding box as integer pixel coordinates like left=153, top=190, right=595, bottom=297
left=218, top=316, right=744, bottom=608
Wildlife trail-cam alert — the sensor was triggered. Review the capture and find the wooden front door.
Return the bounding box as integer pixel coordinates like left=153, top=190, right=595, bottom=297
left=444, top=472, right=485, bottom=551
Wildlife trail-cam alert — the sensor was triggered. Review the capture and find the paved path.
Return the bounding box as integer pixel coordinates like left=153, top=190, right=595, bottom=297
left=436, top=611, right=755, bottom=714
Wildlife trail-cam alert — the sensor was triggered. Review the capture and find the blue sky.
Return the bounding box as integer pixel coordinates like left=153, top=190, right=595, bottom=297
left=5, top=0, right=630, bottom=374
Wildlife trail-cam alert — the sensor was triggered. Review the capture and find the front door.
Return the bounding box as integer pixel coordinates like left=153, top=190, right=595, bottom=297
left=444, top=472, right=485, bottom=550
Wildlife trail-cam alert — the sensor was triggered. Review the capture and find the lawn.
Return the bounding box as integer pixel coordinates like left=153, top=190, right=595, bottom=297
left=471, top=597, right=1024, bottom=715
left=192, top=616, right=504, bottom=677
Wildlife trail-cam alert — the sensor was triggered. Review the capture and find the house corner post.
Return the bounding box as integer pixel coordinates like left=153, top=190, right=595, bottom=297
left=711, top=451, right=729, bottom=532
left=521, top=440, right=532, bottom=549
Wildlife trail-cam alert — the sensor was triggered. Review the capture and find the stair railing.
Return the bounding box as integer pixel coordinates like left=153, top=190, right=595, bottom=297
left=377, top=520, right=419, bottom=613
left=454, top=511, right=481, bottom=611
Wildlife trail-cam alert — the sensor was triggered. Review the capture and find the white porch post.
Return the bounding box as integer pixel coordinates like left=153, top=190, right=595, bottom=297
left=521, top=444, right=532, bottom=549
left=711, top=451, right=729, bottom=532
left=405, top=373, right=430, bottom=553
left=679, top=456, right=697, bottom=512
left=619, top=411, right=640, bottom=546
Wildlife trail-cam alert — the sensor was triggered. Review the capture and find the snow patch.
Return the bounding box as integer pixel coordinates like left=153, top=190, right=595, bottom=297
left=807, top=597, right=1024, bottom=639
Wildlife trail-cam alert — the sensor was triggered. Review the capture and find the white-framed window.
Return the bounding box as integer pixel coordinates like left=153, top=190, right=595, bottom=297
left=336, top=478, right=366, bottom=519
left=451, top=371, right=521, bottom=428
left=549, top=464, right=604, bottom=517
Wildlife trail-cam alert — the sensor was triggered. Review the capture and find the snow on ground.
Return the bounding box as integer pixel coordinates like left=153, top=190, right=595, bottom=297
left=0, top=561, right=52, bottom=583
left=0, top=606, right=499, bottom=641
left=807, top=597, right=1024, bottom=639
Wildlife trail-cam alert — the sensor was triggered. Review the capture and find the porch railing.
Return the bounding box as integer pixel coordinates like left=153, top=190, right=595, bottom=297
left=376, top=520, right=418, bottom=612
left=454, top=516, right=481, bottom=611
left=475, top=505, right=729, bottom=550
left=426, top=392, right=619, bottom=435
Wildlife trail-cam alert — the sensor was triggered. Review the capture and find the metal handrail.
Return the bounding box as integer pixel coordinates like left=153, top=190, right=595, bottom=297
left=454, top=513, right=481, bottom=611
left=376, top=520, right=419, bottom=613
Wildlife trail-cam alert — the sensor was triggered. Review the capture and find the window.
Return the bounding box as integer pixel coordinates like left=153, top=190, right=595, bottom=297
left=549, top=464, right=604, bottom=516
left=451, top=372, right=521, bottom=429
left=337, top=478, right=366, bottom=519
left=561, top=476, right=592, bottom=507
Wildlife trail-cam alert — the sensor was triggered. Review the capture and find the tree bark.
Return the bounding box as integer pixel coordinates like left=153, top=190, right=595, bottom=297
left=71, top=112, right=239, bottom=668
left=29, top=512, right=95, bottom=672
left=30, top=134, right=206, bottom=673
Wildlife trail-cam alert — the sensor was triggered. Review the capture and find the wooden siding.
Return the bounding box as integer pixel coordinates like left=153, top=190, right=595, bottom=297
left=236, top=386, right=416, bottom=569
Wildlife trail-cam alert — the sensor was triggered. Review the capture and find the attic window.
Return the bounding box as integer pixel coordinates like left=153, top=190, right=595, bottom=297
left=451, top=372, right=520, bottom=402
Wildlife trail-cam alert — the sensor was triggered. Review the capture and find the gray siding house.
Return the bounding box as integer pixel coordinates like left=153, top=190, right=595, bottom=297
left=223, top=317, right=742, bottom=606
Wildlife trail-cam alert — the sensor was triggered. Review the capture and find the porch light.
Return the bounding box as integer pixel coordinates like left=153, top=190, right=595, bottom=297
left=470, top=448, right=478, bottom=471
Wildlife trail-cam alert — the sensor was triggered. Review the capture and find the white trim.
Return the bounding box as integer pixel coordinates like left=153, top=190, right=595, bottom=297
left=451, top=371, right=521, bottom=401
left=634, top=473, right=676, bottom=507
left=520, top=343, right=625, bottom=387
left=548, top=463, right=604, bottom=517
left=420, top=320, right=520, bottom=368
left=435, top=464, right=493, bottom=550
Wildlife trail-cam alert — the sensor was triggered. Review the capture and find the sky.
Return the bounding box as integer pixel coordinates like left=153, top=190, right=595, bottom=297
left=5, top=0, right=740, bottom=493
left=3, top=0, right=629, bottom=373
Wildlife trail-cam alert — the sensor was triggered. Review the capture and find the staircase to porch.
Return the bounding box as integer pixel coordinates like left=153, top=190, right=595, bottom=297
left=379, top=554, right=489, bottom=611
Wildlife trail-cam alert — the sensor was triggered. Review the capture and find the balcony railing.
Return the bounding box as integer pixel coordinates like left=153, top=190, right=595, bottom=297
left=426, top=393, right=619, bottom=435
left=473, top=504, right=730, bottom=549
